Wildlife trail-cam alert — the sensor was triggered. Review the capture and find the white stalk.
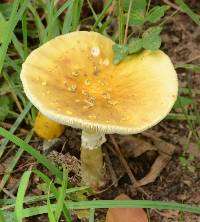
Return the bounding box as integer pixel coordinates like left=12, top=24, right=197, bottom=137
left=81, top=130, right=106, bottom=150
left=80, top=130, right=106, bottom=189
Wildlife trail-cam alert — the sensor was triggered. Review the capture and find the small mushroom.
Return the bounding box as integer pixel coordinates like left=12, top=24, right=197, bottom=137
left=20, top=31, right=178, bottom=189
left=34, top=112, right=65, bottom=140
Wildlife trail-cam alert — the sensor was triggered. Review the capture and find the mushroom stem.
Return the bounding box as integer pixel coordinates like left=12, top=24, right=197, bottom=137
left=81, top=130, right=106, bottom=189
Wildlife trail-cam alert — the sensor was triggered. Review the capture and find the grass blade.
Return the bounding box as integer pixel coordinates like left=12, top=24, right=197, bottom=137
left=0, top=209, right=5, bottom=222
left=167, top=113, right=197, bottom=121
left=4, top=56, right=21, bottom=73
left=175, top=0, right=200, bottom=26
left=11, top=34, right=24, bottom=60
left=0, top=186, right=89, bottom=209
left=47, top=182, right=57, bottom=222
left=0, top=0, right=29, bottom=73
left=89, top=208, right=95, bottom=222
left=33, top=169, right=72, bottom=222
left=92, top=0, right=113, bottom=30
left=53, top=0, right=72, bottom=21
left=0, top=127, right=62, bottom=179
left=0, top=102, right=32, bottom=159
left=21, top=9, right=28, bottom=59
left=45, top=0, right=56, bottom=41
left=20, top=199, right=200, bottom=218
left=15, top=170, right=32, bottom=222
left=175, top=63, right=200, bottom=72
left=55, top=168, right=68, bottom=221
left=62, top=1, right=73, bottom=34
left=0, top=129, right=34, bottom=192
left=29, top=4, right=46, bottom=44
left=0, top=0, right=20, bottom=73
left=72, top=0, right=84, bottom=31
left=47, top=199, right=56, bottom=222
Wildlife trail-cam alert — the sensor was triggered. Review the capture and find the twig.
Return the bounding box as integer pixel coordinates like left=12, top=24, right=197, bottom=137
left=109, top=135, right=150, bottom=197
left=110, top=135, right=139, bottom=185
left=162, top=0, right=180, bottom=11
left=0, top=122, right=29, bottom=134
left=106, top=143, right=118, bottom=156
left=94, top=173, right=125, bottom=195
left=0, top=145, right=16, bottom=163
left=103, top=146, right=118, bottom=187
left=184, top=54, right=200, bottom=64
left=2, top=188, right=15, bottom=199
left=2, top=72, right=23, bottom=113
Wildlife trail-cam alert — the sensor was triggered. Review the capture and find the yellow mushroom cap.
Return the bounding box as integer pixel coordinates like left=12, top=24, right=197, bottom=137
left=20, top=31, right=178, bottom=134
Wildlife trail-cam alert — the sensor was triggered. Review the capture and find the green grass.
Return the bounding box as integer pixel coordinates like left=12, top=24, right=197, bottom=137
left=0, top=0, right=200, bottom=221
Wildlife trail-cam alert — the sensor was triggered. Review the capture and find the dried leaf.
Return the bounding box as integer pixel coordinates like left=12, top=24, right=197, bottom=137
left=137, top=155, right=171, bottom=187
left=119, top=136, right=156, bottom=158
left=120, top=134, right=175, bottom=187
left=106, top=194, right=148, bottom=222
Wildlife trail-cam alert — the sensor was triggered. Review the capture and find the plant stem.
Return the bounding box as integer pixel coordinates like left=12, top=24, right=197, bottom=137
left=80, top=130, right=106, bottom=190
left=124, top=0, right=133, bottom=45
left=117, top=0, right=124, bottom=44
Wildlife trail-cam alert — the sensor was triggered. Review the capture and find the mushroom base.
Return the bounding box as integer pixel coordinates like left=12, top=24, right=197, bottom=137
left=81, top=131, right=106, bottom=189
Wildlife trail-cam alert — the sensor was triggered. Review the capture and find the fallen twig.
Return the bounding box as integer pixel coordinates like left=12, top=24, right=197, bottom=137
left=109, top=135, right=150, bottom=197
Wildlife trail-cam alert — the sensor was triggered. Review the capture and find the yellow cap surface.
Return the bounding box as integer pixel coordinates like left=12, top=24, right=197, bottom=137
left=20, top=31, right=178, bottom=134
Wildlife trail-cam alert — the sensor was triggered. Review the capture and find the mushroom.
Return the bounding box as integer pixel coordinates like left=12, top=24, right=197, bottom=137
left=20, top=31, right=178, bottom=189
left=34, top=112, right=65, bottom=140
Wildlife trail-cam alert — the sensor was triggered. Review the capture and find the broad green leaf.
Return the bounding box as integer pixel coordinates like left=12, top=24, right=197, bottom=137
left=142, top=34, right=161, bottom=50
left=0, top=96, right=13, bottom=121
left=128, top=11, right=145, bottom=26
left=174, top=96, right=193, bottom=108
left=128, top=38, right=143, bottom=54
left=122, top=0, right=147, bottom=13
left=142, top=27, right=162, bottom=50
left=146, top=5, right=169, bottom=23
left=144, top=26, right=162, bottom=35
left=112, top=44, right=129, bottom=64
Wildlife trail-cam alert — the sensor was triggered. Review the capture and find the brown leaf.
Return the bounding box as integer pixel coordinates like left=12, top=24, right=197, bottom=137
left=119, top=136, right=156, bottom=158
left=119, top=134, right=175, bottom=187
left=137, top=154, right=171, bottom=187
left=106, top=194, right=148, bottom=222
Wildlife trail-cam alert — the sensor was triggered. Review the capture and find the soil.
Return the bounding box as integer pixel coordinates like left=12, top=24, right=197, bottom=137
left=1, top=1, right=200, bottom=222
